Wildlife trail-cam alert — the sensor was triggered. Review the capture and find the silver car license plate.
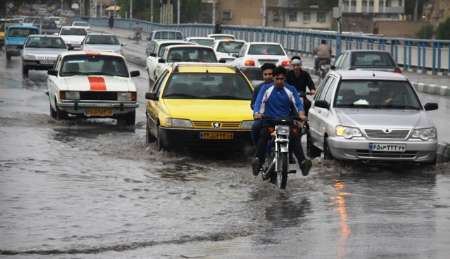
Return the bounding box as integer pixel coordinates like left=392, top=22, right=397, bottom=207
left=369, top=143, right=406, bottom=152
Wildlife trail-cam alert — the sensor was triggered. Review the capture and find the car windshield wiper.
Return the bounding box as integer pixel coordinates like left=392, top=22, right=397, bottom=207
left=61, top=72, right=83, bottom=76
left=163, top=93, right=198, bottom=98
left=385, top=104, right=420, bottom=110
left=206, top=95, right=249, bottom=100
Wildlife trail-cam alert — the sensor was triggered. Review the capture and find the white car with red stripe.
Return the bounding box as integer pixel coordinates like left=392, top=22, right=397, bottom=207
left=47, top=51, right=140, bottom=125
left=232, top=42, right=290, bottom=69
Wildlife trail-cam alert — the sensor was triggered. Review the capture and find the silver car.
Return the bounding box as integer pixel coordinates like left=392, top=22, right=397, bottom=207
left=21, top=35, right=68, bottom=76
left=307, top=70, right=438, bottom=164
left=82, top=33, right=123, bottom=54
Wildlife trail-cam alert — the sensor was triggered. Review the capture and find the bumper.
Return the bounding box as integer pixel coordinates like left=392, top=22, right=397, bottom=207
left=159, top=127, right=251, bottom=149
left=23, top=60, right=55, bottom=70
left=327, top=137, right=437, bottom=163
left=6, top=46, right=21, bottom=56
left=58, top=101, right=138, bottom=116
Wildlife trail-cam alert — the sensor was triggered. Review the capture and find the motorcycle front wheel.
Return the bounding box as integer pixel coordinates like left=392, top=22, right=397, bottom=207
left=271, top=152, right=288, bottom=189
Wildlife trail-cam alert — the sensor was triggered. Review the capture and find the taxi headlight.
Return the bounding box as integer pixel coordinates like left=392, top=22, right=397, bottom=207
left=64, top=91, right=80, bottom=100
left=336, top=126, right=362, bottom=139
left=166, top=118, right=192, bottom=128
left=240, top=120, right=254, bottom=129
left=117, top=92, right=136, bottom=101
left=411, top=127, right=437, bottom=141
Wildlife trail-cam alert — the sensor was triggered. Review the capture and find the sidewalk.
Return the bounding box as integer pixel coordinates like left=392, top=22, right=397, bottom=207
left=94, top=26, right=450, bottom=97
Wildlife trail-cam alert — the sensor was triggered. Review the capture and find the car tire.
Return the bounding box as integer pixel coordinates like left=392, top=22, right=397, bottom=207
left=307, top=134, right=321, bottom=158
left=118, top=111, right=136, bottom=126
left=55, top=106, right=68, bottom=120
left=49, top=103, right=57, bottom=119
left=156, top=125, right=170, bottom=151
left=146, top=121, right=156, bottom=143
left=6, top=53, right=11, bottom=61
left=323, top=136, right=333, bottom=160
left=22, top=66, right=29, bottom=77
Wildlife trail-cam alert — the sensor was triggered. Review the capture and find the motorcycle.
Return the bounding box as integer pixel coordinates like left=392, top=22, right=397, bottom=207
left=318, top=60, right=331, bottom=80
left=259, top=118, right=301, bottom=189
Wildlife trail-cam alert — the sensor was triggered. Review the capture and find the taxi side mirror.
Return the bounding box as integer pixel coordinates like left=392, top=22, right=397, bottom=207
left=314, top=100, right=329, bottom=109
left=130, top=70, right=140, bottom=77
left=424, top=103, right=438, bottom=111
left=219, top=58, right=227, bottom=63
left=48, top=69, right=58, bottom=76
left=145, top=92, right=158, bottom=100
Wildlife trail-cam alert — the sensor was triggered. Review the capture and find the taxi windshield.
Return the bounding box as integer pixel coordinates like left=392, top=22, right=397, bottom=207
left=60, top=55, right=128, bottom=77
left=163, top=73, right=252, bottom=100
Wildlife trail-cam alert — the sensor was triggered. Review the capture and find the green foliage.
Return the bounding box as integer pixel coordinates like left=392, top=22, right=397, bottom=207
left=416, top=24, right=434, bottom=39
left=436, top=17, right=450, bottom=40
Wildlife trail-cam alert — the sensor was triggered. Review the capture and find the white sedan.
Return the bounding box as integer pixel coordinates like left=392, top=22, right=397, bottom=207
left=47, top=51, right=140, bottom=126
left=213, top=39, right=246, bottom=63
left=59, top=26, right=87, bottom=49
left=232, top=42, right=290, bottom=69
left=82, top=33, right=123, bottom=54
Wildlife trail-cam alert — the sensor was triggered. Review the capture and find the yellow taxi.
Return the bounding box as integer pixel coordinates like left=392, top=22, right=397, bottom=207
left=145, top=63, right=254, bottom=150
left=0, top=19, right=5, bottom=47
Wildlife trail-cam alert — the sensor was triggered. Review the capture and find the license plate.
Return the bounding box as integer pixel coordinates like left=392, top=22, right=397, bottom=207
left=200, top=132, right=234, bottom=140
left=369, top=143, right=406, bottom=152
left=86, top=108, right=113, bottom=117
left=40, top=60, right=54, bottom=64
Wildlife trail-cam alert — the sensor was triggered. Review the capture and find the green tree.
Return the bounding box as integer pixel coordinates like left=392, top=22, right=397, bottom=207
left=436, top=17, right=450, bottom=40
left=416, top=24, right=434, bottom=39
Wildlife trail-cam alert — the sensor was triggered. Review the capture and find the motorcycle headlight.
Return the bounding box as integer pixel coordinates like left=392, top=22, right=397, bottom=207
left=336, top=126, right=362, bottom=139
left=117, top=92, right=136, bottom=101
left=166, top=118, right=192, bottom=128
left=240, top=120, right=254, bottom=129
left=411, top=127, right=437, bottom=141
left=63, top=91, right=80, bottom=100
left=276, top=125, right=290, bottom=135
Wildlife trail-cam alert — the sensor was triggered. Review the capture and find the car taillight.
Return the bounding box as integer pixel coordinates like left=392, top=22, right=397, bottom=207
left=244, top=59, right=255, bottom=66
left=394, top=67, right=402, bottom=73
left=281, top=60, right=290, bottom=67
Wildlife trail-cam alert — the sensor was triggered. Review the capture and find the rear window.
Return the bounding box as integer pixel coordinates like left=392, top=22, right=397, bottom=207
left=217, top=41, right=244, bottom=54
left=26, top=37, right=66, bottom=48
left=60, top=28, right=86, bottom=36
left=8, top=28, right=38, bottom=37
left=167, top=48, right=217, bottom=63
left=154, top=31, right=183, bottom=40
left=85, top=35, right=119, bottom=45
left=189, top=38, right=215, bottom=47
left=163, top=73, right=252, bottom=100
left=351, top=52, right=395, bottom=67
left=248, top=44, right=285, bottom=55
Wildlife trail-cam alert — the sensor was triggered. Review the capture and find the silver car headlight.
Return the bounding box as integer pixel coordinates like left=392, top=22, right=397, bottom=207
left=336, top=126, right=362, bottom=139
left=166, top=118, right=192, bottom=128
left=411, top=127, right=437, bottom=141
left=64, top=91, right=80, bottom=100
left=23, top=54, right=35, bottom=60
left=117, top=92, right=136, bottom=101
left=240, top=120, right=254, bottom=129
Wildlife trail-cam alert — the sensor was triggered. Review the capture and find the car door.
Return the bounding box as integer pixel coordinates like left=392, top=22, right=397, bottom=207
left=147, top=70, right=168, bottom=135
left=146, top=41, right=159, bottom=80
left=233, top=43, right=248, bottom=68
left=155, top=48, right=170, bottom=80
left=47, top=55, right=62, bottom=109
left=309, top=75, right=337, bottom=148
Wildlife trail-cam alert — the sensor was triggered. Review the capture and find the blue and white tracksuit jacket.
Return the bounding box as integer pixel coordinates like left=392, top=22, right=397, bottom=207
left=253, top=83, right=304, bottom=119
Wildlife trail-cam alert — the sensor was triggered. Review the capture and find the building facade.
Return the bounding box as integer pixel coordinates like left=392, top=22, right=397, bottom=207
left=339, top=0, right=405, bottom=19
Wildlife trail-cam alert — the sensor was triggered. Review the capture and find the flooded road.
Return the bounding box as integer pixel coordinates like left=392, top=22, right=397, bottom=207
left=1, top=54, right=450, bottom=258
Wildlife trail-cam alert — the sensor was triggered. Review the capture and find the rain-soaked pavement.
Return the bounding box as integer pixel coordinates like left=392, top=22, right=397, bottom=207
left=1, top=51, right=450, bottom=259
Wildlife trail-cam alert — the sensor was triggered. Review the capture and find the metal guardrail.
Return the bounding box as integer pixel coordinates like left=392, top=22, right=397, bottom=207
left=88, top=17, right=450, bottom=75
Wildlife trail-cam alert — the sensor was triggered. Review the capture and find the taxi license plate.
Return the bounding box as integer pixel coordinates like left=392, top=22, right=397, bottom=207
left=369, top=143, right=406, bottom=152
left=200, top=132, right=234, bottom=140
left=86, top=108, right=113, bottom=117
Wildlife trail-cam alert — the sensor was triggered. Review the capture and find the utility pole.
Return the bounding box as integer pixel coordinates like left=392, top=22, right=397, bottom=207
left=212, top=0, right=216, bottom=24
left=177, top=0, right=180, bottom=24
left=262, top=0, right=267, bottom=27
left=130, top=0, right=133, bottom=20
left=150, top=0, right=154, bottom=22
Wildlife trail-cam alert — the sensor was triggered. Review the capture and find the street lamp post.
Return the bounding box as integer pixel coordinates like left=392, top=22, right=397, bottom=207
left=130, top=0, right=133, bottom=20
left=177, top=0, right=180, bottom=24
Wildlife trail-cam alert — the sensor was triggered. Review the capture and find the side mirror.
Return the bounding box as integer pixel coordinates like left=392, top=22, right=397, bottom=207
left=48, top=69, right=58, bottom=76
left=67, top=46, right=74, bottom=51
left=145, top=92, right=158, bottom=100
left=150, top=53, right=156, bottom=57
left=424, top=102, right=438, bottom=111
left=232, top=53, right=239, bottom=58
left=158, top=58, right=165, bottom=63
left=147, top=36, right=152, bottom=41
left=330, top=65, right=336, bottom=70
left=314, top=100, right=329, bottom=109
left=219, top=58, right=227, bottom=63
left=130, top=70, right=140, bottom=77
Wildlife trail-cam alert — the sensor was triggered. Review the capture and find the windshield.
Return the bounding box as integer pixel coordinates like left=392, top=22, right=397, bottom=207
left=189, top=38, right=214, bottom=47
left=163, top=73, right=252, bottom=100
left=217, top=41, right=244, bottom=54
left=167, top=48, right=217, bottom=63
left=26, top=37, right=66, bottom=48
left=60, top=28, right=86, bottom=36
left=85, top=35, right=119, bottom=45
left=248, top=44, right=285, bottom=55
left=60, top=55, right=129, bottom=77
left=158, top=43, right=191, bottom=57
left=351, top=52, right=396, bottom=67
left=334, top=80, right=421, bottom=110
left=154, top=31, right=183, bottom=40
left=8, top=28, right=38, bottom=37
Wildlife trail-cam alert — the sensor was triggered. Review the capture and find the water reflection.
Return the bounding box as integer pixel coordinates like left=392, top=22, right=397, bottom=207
left=334, top=180, right=350, bottom=259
